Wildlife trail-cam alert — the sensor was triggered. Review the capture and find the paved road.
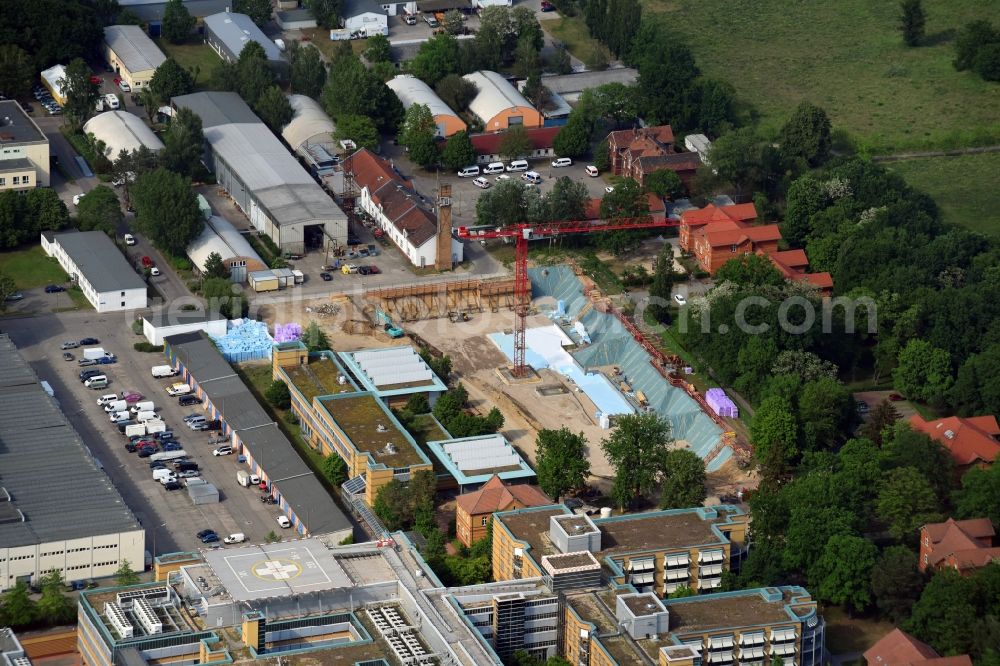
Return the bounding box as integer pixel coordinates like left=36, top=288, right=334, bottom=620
left=33, top=115, right=99, bottom=207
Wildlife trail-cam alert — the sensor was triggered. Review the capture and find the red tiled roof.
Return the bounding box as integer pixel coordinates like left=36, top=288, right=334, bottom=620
left=909, top=414, right=1000, bottom=466
left=770, top=249, right=809, bottom=269
left=637, top=152, right=703, bottom=173
left=704, top=224, right=782, bottom=247
left=922, top=517, right=997, bottom=569
left=455, top=475, right=552, bottom=515
left=470, top=126, right=562, bottom=155
left=608, top=125, right=675, bottom=151
left=864, top=629, right=961, bottom=666
left=797, top=271, right=834, bottom=289
left=681, top=203, right=758, bottom=227
left=646, top=192, right=665, bottom=213
left=347, top=148, right=437, bottom=247
left=583, top=194, right=663, bottom=220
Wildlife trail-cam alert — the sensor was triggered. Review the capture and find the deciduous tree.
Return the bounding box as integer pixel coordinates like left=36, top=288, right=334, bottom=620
left=599, top=178, right=648, bottom=219
left=535, top=428, right=590, bottom=499
left=779, top=101, right=832, bottom=167
left=322, top=55, right=402, bottom=130
left=751, top=397, right=799, bottom=472
left=203, top=251, right=230, bottom=279
left=442, top=131, right=476, bottom=170
left=953, top=463, right=1000, bottom=525
left=236, top=41, right=274, bottom=106
left=953, top=20, right=999, bottom=71
left=305, top=0, right=343, bottom=29
left=893, top=339, right=953, bottom=404
left=498, top=126, right=532, bottom=161
left=812, top=534, right=878, bottom=612
left=363, top=34, right=392, bottom=63
left=149, top=58, right=194, bottom=104
left=335, top=115, right=380, bottom=152
left=876, top=467, right=943, bottom=541
left=545, top=177, right=589, bottom=221
left=906, top=569, right=977, bottom=656
left=552, top=115, right=591, bottom=158
left=36, top=570, right=74, bottom=624
left=115, top=559, right=140, bottom=586
left=60, top=58, right=99, bottom=131
left=303, top=320, right=329, bottom=351
left=0, top=582, right=35, bottom=628
left=859, top=400, right=900, bottom=447
left=600, top=412, right=672, bottom=509
left=0, top=45, right=34, bottom=99
left=871, top=545, right=925, bottom=622
left=407, top=33, right=460, bottom=86
left=255, top=85, right=293, bottom=132
left=0, top=272, right=17, bottom=308
left=74, top=185, right=122, bottom=236
left=161, top=106, right=206, bottom=180
left=131, top=168, right=204, bottom=255
left=643, top=169, right=685, bottom=200
left=234, top=0, right=272, bottom=26
left=435, top=74, right=478, bottom=112
left=659, top=449, right=706, bottom=509
left=162, top=0, right=195, bottom=43
left=290, top=43, right=327, bottom=98
left=322, top=453, right=348, bottom=486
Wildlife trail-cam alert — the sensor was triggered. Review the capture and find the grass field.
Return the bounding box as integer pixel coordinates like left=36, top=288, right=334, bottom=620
left=0, top=246, right=70, bottom=290
left=887, top=153, right=1000, bottom=237
left=642, top=0, right=1000, bottom=152
left=823, top=606, right=894, bottom=655
left=545, top=17, right=611, bottom=68
left=155, top=39, right=222, bottom=89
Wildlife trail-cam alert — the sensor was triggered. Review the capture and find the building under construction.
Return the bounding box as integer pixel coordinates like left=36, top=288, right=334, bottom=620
left=367, top=277, right=517, bottom=321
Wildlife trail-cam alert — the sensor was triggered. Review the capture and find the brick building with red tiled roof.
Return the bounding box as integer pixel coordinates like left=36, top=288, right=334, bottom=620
left=679, top=202, right=833, bottom=291
left=470, top=127, right=561, bottom=165
left=347, top=148, right=463, bottom=269
left=865, top=628, right=972, bottom=666
left=455, top=475, right=551, bottom=548
left=908, top=414, right=1000, bottom=472
left=919, top=517, right=1000, bottom=574
left=606, top=125, right=703, bottom=187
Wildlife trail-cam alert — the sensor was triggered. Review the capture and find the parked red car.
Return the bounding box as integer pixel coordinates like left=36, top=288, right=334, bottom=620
left=140, top=256, right=153, bottom=268
left=89, top=75, right=101, bottom=85
left=367, top=265, right=381, bottom=274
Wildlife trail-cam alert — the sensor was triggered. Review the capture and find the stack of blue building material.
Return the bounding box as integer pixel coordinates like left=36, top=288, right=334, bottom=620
left=211, top=319, right=274, bottom=363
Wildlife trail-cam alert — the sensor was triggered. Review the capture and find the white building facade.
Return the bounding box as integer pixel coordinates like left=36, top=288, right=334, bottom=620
left=41, top=231, right=147, bottom=312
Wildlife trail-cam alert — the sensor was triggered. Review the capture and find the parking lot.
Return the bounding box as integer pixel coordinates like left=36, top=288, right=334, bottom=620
left=2, top=310, right=291, bottom=557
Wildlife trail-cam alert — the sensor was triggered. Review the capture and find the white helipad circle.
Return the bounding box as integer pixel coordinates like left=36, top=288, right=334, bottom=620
left=251, top=559, right=302, bottom=581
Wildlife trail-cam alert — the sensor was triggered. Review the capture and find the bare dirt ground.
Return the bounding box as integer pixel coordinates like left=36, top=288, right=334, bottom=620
left=260, top=292, right=755, bottom=503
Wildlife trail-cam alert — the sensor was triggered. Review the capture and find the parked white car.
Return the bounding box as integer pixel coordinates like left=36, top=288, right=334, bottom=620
left=123, top=233, right=135, bottom=246
left=472, top=176, right=491, bottom=189
left=551, top=157, right=572, bottom=168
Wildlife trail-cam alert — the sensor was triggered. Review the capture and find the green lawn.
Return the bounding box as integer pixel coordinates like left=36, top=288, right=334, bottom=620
left=154, top=38, right=222, bottom=89
left=887, top=153, right=1000, bottom=237
left=544, top=16, right=612, bottom=68
left=0, top=246, right=70, bottom=290
left=643, top=0, right=1000, bottom=152
left=823, top=606, right=894, bottom=655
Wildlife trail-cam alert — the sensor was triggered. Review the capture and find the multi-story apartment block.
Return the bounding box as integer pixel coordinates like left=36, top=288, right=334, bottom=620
left=272, top=341, right=436, bottom=506
left=493, top=504, right=749, bottom=597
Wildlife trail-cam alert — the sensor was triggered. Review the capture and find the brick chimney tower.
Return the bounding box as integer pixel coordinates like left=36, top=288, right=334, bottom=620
left=435, top=183, right=453, bottom=271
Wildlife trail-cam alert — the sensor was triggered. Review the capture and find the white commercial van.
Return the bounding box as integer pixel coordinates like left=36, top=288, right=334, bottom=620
left=152, top=468, right=177, bottom=484
left=551, top=157, right=573, bottom=167
left=130, top=401, right=155, bottom=414
left=522, top=171, right=542, bottom=184
left=482, top=162, right=505, bottom=175
left=109, top=411, right=130, bottom=423
left=104, top=399, right=127, bottom=413
left=136, top=411, right=157, bottom=423
left=224, top=533, right=246, bottom=544
left=96, top=393, right=119, bottom=406
left=151, top=365, right=176, bottom=378
left=457, top=165, right=480, bottom=177
left=506, top=160, right=529, bottom=172
left=85, top=375, right=108, bottom=388
left=276, top=516, right=292, bottom=528
left=167, top=382, right=191, bottom=396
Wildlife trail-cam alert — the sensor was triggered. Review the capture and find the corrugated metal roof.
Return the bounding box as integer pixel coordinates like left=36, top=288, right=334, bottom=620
left=187, top=215, right=264, bottom=271
left=203, top=11, right=283, bottom=61
left=83, top=111, right=164, bottom=159
left=462, top=70, right=536, bottom=125
left=49, top=230, right=148, bottom=293
left=166, top=332, right=351, bottom=536
left=387, top=75, right=461, bottom=123
left=174, top=92, right=347, bottom=229
left=104, top=25, right=167, bottom=73
left=0, top=335, right=141, bottom=548
left=282, top=94, right=336, bottom=151
left=540, top=68, right=637, bottom=95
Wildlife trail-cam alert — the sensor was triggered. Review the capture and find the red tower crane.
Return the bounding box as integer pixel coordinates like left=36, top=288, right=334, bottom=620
left=456, top=216, right=679, bottom=378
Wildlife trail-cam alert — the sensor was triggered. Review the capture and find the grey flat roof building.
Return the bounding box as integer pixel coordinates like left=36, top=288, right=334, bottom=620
left=0, top=335, right=141, bottom=549
left=0, top=101, right=46, bottom=145
left=164, top=332, right=352, bottom=539
left=119, top=0, right=229, bottom=21
left=172, top=92, right=347, bottom=252
left=103, top=25, right=167, bottom=74
left=203, top=11, right=283, bottom=64
left=43, top=230, right=147, bottom=293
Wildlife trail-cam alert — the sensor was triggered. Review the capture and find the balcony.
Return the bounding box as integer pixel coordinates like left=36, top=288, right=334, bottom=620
left=770, top=643, right=797, bottom=657
left=739, top=633, right=766, bottom=647
left=698, top=550, right=725, bottom=565
left=699, top=564, right=723, bottom=577
left=740, top=647, right=765, bottom=661
left=665, top=569, right=690, bottom=581
left=628, top=558, right=656, bottom=572
left=665, top=553, right=691, bottom=568
left=628, top=572, right=655, bottom=585
left=697, top=577, right=722, bottom=590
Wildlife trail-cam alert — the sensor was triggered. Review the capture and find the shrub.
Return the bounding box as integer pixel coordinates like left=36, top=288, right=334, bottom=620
left=133, top=342, right=165, bottom=352
left=265, top=379, right=291, bottom=409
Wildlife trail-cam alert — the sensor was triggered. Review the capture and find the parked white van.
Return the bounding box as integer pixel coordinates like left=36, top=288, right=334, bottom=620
left=482, top=162, right=505, bottom=175
left=522, top=171, right=542, bottom=184
left=551, top=157, right=573, bottom=167
left=457, top=165, right=480, bottom=178
left=136, top=411, right=157, bottom=423
left=85, top=375, right=108, bottom=388
left=224, top=533, right=247, bottom=544
left=130, top=401, right=155, bottom=414
left=506, top=160, right=529, bottom=172
left=151, top=365, right=176, bottom=378
left=104, top=399, right=127, bottom=413
left=97, top=393, right=119, bottom=406
left=276, top=516, right=292, bottom=528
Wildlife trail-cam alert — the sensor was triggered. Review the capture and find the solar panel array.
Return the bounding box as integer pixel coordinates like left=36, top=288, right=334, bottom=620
left=442, top=434, right=521, bottom=472
left=352, top=348, right=434, bottom=388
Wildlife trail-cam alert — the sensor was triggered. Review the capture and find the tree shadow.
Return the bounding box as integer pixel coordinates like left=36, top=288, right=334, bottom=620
left=922, top=28, right=956, bottom=47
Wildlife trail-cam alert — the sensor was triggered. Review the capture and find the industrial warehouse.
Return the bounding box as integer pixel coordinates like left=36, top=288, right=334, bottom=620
left=172, top=91, right=348, bottom=254
left=0, top=335, right=145, bottom=592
